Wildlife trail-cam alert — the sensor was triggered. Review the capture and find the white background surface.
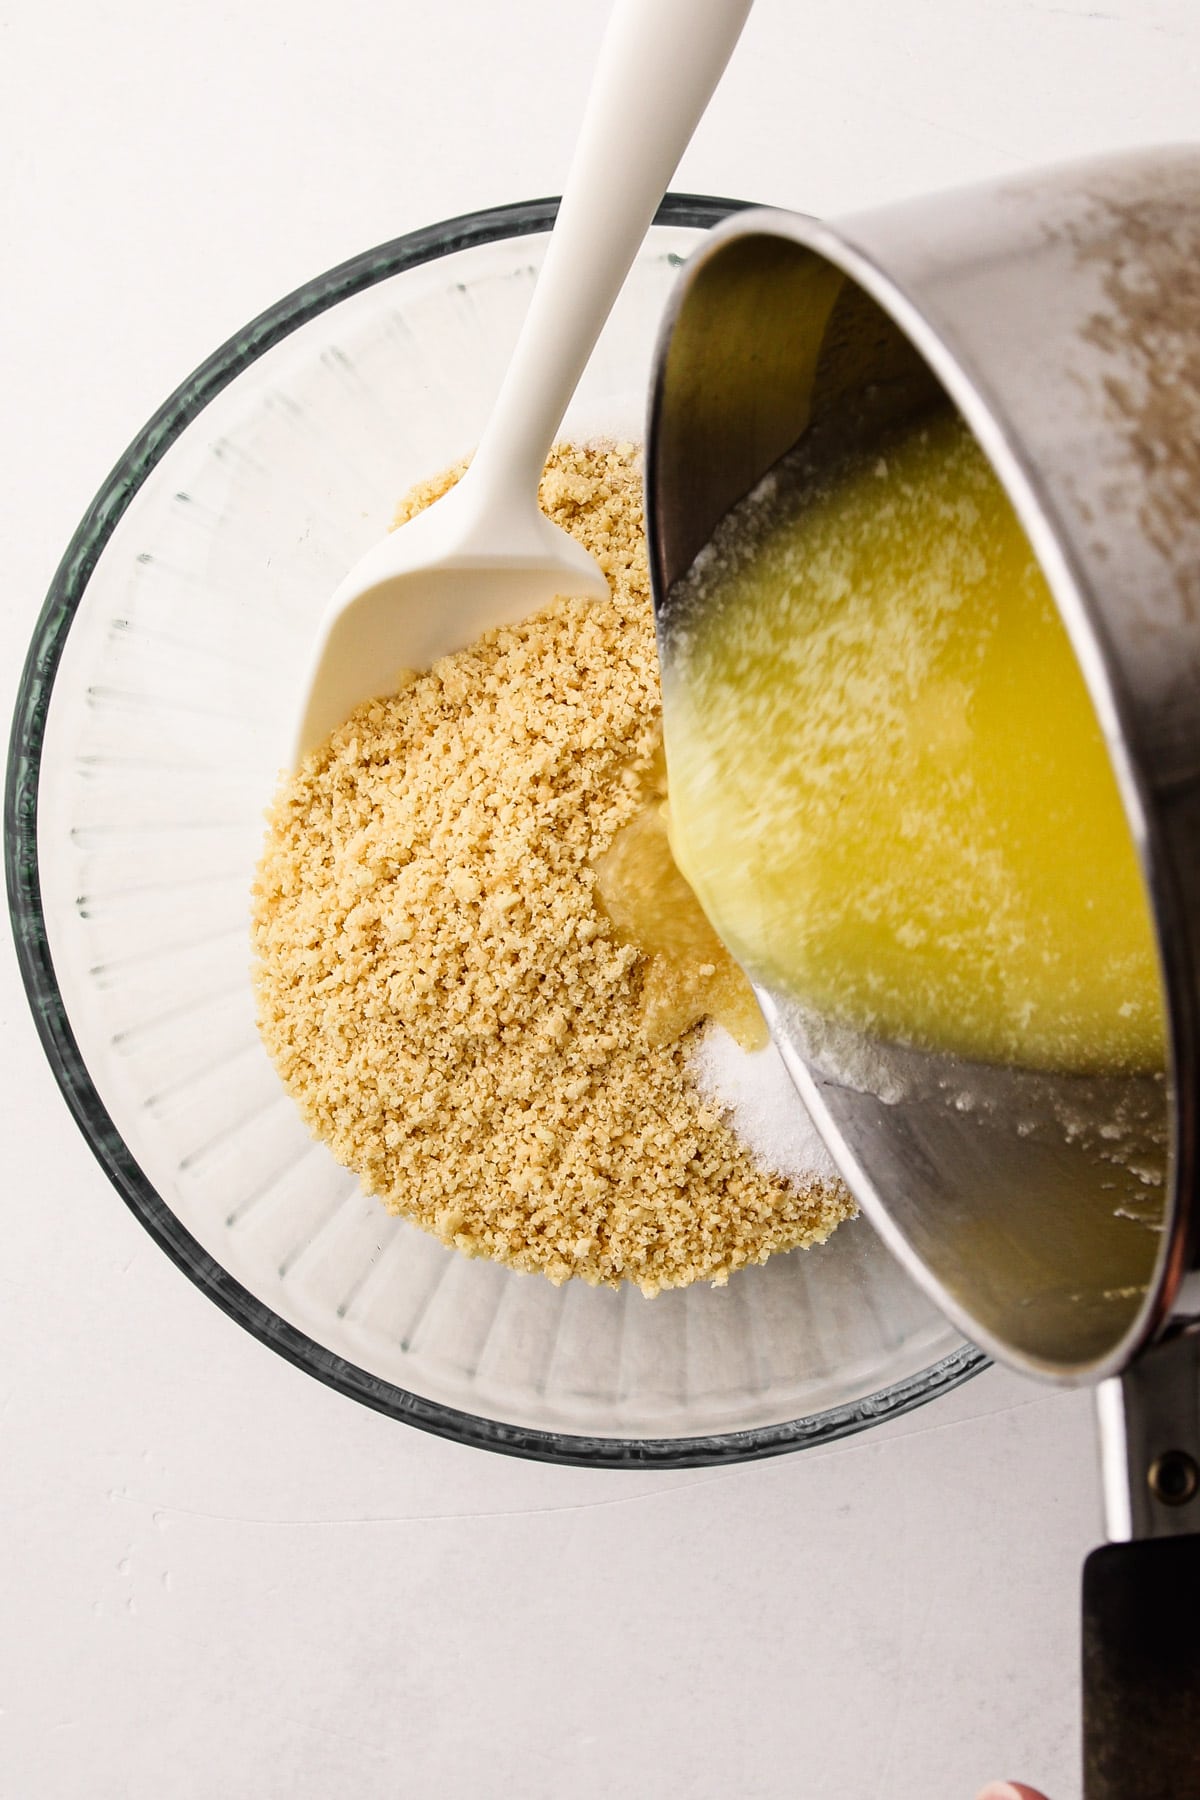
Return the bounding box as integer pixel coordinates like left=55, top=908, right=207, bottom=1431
left=3, top=3, right=1198, bottom=1796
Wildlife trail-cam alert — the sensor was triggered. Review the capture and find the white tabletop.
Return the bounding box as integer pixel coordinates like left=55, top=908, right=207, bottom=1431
left=4, top=4, right=1197, bottom=1796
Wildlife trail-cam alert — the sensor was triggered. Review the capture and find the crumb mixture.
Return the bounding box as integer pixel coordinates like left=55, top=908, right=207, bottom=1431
left=252, top=443, right=853, bottom=1294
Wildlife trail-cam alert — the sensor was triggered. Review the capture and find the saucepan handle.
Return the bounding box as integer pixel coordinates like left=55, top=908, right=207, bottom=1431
left=1086, top=1332, right=1200, bottom=1797
left=1083, top=1533, right=1200, bottom=1798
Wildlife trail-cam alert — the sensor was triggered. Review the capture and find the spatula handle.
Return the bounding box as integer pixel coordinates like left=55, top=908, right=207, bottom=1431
left=466, top=0, right=753, bottom=511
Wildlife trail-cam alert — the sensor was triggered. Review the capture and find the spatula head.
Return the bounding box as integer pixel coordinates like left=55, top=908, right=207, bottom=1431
left=291, top=497, right=608, bottom=764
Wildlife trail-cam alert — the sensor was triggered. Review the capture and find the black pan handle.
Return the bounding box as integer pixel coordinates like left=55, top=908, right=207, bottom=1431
left=1086, top=1332, right=1200, bottom=1798
left=1083, top=1534, right=1200, bottom=1799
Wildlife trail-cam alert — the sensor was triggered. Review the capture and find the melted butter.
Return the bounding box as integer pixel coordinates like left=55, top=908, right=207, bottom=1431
left=661, top=410, right=1165, bottom=1075
left=594, top=747, right=768, bottom=1051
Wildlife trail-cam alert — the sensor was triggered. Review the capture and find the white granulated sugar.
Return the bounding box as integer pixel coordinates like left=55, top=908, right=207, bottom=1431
left=688, top=1024, right=840, bottom=1186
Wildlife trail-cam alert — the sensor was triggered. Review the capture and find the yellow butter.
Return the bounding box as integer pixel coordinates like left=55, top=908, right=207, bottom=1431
left=662, top=410, right=1165, bottom=1074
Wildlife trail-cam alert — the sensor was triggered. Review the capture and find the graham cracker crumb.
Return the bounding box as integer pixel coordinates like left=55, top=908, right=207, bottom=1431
left=251, top=443, right=854, bottom=1294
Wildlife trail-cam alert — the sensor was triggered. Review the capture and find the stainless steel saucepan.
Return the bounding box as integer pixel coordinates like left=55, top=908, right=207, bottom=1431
left=645, top=147, right=1200, bottom=1800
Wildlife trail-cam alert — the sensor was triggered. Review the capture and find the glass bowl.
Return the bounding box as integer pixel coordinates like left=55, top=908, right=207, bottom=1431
left=6, top=196, right=985, bottom=1465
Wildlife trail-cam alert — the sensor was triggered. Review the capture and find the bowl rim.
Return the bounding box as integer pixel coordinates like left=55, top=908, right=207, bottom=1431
left=4, top=193, right=987, bottom=1468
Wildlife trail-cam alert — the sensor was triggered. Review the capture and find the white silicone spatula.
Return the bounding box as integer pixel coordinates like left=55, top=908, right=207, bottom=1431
left=291, top=0, right=753, bottom=763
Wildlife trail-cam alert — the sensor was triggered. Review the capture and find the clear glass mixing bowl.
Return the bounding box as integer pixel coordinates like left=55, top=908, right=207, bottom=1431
left=6, top=197, right=985, bottom=1465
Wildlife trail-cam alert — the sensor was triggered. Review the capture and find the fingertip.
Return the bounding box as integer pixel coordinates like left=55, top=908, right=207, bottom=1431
left=975, top=1784, right=1050, bottom=1800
